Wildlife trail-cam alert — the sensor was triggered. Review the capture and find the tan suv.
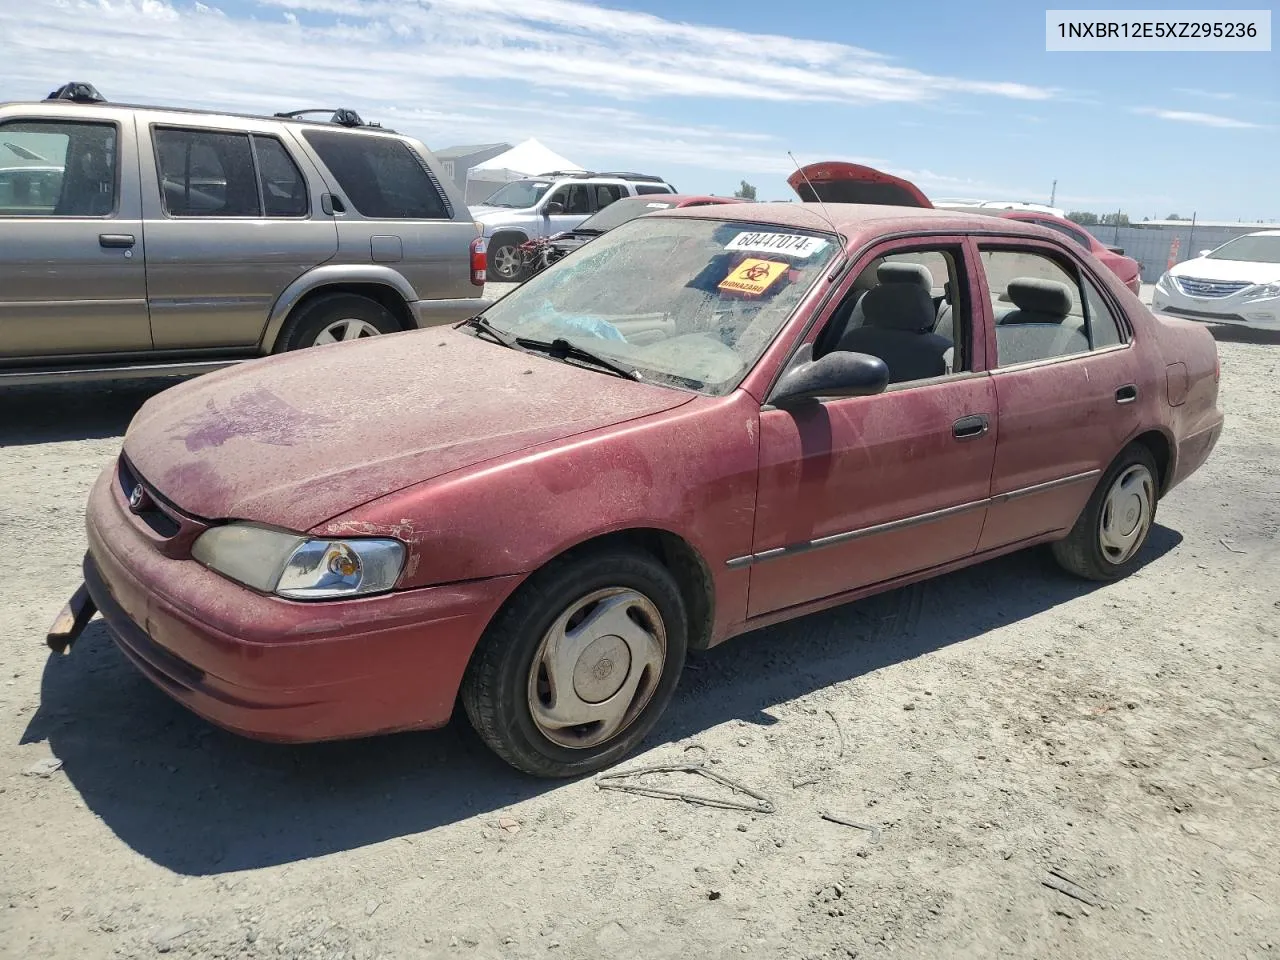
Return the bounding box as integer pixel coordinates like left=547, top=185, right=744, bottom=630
left=0, top=83, right=489, bottom=386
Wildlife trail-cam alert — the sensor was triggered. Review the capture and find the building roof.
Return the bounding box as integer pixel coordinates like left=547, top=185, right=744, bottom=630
left=433, top=142, right=511, bottom=160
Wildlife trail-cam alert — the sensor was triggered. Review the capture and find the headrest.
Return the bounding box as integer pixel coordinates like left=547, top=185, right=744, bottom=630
left=860, top=282, right=937, bottom=333
left=1007, top=278, right=1072, bottom=317
left=877, top=262, right=933, bottom=290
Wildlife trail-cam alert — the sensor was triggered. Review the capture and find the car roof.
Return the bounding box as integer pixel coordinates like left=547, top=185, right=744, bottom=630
left=0, top=98, right=400, bottom=134
left=656, top=201, right=1053, bottom=240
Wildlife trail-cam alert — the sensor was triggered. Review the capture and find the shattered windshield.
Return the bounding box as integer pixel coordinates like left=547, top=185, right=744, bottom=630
left=480, top=180, right=552, bottom=209
left=477, top=216, right=839, bottom=394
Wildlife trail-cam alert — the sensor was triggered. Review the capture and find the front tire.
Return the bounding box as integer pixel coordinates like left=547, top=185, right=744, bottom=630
left=276, top=293, right=400, bottom=352
left=461, top=548, right=688, bottom=778
left=1051, top=443, right=1158, bottom=581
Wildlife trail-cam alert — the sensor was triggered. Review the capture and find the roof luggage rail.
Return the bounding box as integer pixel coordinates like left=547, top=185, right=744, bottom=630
left=273, top=108, right=381, bottom=129
left=595, top=171, right=665, bottom=182
left=45, top=82, right=106, bottom=104
left=536, top=170, right=596, bottom=179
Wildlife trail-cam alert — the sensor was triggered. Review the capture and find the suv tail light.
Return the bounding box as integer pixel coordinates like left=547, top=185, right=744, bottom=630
left=470, top=237, right=487, bottom=286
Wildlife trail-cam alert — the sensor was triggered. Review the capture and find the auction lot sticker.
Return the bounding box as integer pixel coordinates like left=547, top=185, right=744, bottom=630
left=725, top=232, right=829, bottom=258
left=719, top=259, right=789, bottom=296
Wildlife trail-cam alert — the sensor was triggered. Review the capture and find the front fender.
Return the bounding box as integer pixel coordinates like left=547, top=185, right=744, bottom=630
left=260, top=265, right=422, bottom=350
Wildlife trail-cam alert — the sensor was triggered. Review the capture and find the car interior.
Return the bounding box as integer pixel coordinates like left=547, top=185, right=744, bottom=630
left=812, top=250, right=964, bottom=382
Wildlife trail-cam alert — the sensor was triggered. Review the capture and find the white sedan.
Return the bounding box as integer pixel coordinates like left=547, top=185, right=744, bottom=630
left=1153, top=230, right=1280, bottom=331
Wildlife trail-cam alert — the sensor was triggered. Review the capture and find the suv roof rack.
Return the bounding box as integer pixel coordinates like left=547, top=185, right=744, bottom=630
left=536, top=170, right=596, bottom=179
left=273, top=108, right=382, bottom=129
left=46, top=82, right=106, bottom=104
left=595, top=171, right=665, bottom=183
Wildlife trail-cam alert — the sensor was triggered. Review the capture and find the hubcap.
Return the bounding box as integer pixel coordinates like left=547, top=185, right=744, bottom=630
left=1098, top=463, right=1155, bottom=564
left=492, top=244, right=521, bottom=280
left=313, top=318, right=382, bottom=346
left=527, top=587, right=666, bottom=750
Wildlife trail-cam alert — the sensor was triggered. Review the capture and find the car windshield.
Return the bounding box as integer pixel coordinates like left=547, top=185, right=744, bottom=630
left=1205, top=235, right=1280, bottom=264
left=480, top=180, right=552, bottom=208
left=577, top=196, right=677, bottom=233
left=477, top=217, right=838, bottom=395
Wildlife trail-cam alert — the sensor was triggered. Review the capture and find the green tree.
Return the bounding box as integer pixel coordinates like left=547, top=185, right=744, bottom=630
left=1100, top=212, right=1130, bottom=227
left=733, top=180, right=757, bottom=200
left=1067, top=211, right=1099, bottom=225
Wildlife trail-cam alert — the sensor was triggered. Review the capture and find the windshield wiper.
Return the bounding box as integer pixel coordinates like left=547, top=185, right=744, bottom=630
left=515, top=337, right=640, bottom=381
left=574, top=228, right=604, bottom=236
left=458, top=314, right=516, bottom=348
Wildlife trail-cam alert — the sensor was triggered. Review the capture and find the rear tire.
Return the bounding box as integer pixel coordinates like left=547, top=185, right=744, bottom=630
left=488, top=237, right=528, bottom=283
left=276, top=293, right=400, bottom=352
left=461, top=548, right=688, bottom=778
left=1051, top=443, right=1159, bottom=581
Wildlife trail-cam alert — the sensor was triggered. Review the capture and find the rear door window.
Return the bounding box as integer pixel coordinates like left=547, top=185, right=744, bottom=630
left=0, top=120, right=117, bottom=217
left=253, top=135, right=307, bottom=217
left=154, top=128, right=260, bottom=217
left=302, top=130, right=449, bottom=219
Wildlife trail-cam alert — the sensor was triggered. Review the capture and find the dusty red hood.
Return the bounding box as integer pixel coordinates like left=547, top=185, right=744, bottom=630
left=123, top=328, right=692, bottom=530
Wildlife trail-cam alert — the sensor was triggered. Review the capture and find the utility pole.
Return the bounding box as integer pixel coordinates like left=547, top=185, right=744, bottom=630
left=1050, top=179, right=1057, bottom=207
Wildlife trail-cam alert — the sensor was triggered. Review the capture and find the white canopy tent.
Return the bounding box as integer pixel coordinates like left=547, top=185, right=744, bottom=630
left=464, top=138, right=584, bottom=205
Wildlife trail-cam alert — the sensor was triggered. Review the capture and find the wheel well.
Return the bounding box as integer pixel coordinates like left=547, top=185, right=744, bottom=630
left=1131, top=430, right=1172, bottom=495
left=548, top=529, right=716, bottom=652
left=277, top=283, right=415, bottom=346
left=488, top=230, right=528, bottom=250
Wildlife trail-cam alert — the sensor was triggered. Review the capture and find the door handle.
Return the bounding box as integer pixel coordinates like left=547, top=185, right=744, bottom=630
left=952, top=414, right=989, bottom=440
left=1115, top=384, right=1138, bottom=404
left=98, top=233, right=135, bottom=248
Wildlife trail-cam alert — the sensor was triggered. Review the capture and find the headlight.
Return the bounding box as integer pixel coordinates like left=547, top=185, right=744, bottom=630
left=191, top=522, right=405, bottom=600
left=1156, top=272, right=1173, bottom=291
left=1246, top=281, right=1280, bottom=300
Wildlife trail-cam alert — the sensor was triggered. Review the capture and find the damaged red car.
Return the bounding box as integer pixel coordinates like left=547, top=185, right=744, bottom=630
left=51, top=164, right=1223, bottom=777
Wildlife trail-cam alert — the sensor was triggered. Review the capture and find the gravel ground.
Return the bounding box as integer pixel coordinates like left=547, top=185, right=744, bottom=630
left=1, top=317, right=1278, bottom=960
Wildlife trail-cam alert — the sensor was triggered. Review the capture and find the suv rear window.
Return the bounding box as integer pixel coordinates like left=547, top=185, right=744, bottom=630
left=303, top=130, right=448, bottom=220
left=635, top=184, right=674, bottom=195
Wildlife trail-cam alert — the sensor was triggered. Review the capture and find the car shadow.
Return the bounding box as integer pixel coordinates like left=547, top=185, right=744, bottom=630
left=0, top=380, right=181, bottom=447
left=1207, top=324, right=1280, bottom=346
left=21, top=525, right=1183, bottom=876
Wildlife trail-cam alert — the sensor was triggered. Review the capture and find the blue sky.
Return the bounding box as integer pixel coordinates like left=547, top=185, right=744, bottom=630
left=3, top=0, right=1277, bottom=218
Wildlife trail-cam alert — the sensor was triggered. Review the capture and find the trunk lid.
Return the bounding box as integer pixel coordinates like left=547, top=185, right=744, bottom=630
left=787, top=162, right=933, bottom=208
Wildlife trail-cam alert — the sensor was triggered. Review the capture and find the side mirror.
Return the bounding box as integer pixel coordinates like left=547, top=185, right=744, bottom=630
left=1197, top=249, right=1211, bottom=258
left=769, top=350, right=890, bottom=407
left=544, top=201, right=565, bottom=216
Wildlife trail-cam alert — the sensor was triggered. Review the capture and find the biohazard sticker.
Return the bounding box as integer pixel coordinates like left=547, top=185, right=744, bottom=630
left=718, top=258, right=789, bottom=296
left=725, top=232, right=828, bottom=259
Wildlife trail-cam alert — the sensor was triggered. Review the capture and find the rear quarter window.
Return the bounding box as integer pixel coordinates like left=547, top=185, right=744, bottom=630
left=303, top=130, right=450, bottom=220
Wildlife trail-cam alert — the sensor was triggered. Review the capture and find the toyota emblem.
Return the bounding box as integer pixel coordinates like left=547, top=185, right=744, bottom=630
left=128, top=484, right=146, bottom=512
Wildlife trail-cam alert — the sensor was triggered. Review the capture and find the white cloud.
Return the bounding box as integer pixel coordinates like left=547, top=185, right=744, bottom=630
left=0, top=0, right=1055, bottom=184
left=1132, top=107, right=1262, bottom=129
left=1174, top=87, right=1237, bottom=101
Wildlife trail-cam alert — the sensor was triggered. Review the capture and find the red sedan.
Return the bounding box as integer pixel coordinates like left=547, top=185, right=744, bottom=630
left=998, top=210, right=1143, bottom=295
left=50, top=192, right=1223, bottom=777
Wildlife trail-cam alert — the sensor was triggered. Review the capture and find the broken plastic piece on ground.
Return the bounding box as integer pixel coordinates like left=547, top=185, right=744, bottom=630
left=595, top=763, right=775, bottom=814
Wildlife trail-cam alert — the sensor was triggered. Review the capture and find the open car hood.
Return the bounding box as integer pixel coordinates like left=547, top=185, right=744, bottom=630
left=787, top=162, right=933, bottom=208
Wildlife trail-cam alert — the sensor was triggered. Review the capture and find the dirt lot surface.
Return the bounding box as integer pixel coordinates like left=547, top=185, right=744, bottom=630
left=2, top=324, right=1278, bottom=960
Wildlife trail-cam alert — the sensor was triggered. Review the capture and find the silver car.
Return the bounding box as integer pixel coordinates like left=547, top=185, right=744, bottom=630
left=0, top=83, right=489, bottom=385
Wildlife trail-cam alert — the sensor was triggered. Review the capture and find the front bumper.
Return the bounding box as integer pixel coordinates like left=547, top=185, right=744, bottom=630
left=65, top=463, right=520, bottom=743
left=1152, top=284, right=1280, bottom=330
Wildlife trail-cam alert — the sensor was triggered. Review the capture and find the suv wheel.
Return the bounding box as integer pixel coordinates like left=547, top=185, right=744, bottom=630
left=489, top=238, right=528, bottom=282
left=278, top=293, right=400, bottom=352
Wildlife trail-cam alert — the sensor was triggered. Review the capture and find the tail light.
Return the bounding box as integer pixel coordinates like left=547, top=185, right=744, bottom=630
left=469, top=237, right=487, bottom=286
